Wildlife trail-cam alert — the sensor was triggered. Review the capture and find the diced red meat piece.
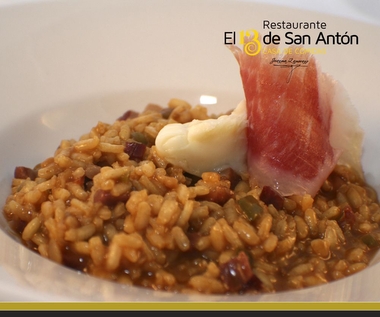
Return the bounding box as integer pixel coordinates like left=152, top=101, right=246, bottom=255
left=14, top=166, right=38, bottom=181
left=124, top=142, right=146, bottom=162
left=93, top=189, right=129, bottom=207
left=196, top=185, right=233, bottom=206
left=219, top=251, right=261, bottom=292
left=117, top=110, right=139, bottom=121
left=338, top=205, right=356, bottom=230
left=219, top=167, right=242, bottom=189
left=259, top=186, right=284, bottom=210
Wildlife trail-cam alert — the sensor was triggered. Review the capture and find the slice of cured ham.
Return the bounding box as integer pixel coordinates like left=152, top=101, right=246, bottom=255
left=229, top=42, right=363, bottom=197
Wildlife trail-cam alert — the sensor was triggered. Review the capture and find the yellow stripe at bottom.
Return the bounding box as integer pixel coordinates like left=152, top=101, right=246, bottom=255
left=0, top=302, right=379, bottom=311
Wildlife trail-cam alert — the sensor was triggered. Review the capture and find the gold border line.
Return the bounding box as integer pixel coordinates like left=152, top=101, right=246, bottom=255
left=0, top=302, right=380, bottom=311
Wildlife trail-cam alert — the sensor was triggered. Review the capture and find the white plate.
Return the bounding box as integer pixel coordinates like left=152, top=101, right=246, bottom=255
left=0, top=0, right=380, bottom=303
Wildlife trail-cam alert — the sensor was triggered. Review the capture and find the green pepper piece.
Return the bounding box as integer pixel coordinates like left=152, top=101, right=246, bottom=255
left=362, top=234, right=379, bottom=249
left=238, top=195, right=263, bottom=222
left=131, top=132, right=148, bottom=145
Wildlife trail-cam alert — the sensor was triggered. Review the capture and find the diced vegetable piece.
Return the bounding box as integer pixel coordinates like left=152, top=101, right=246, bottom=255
left=362, top=234, right=379, bottom=248
left=131, top=132, right=148, bottom=145
left=238, top=195, right=263, bottom=221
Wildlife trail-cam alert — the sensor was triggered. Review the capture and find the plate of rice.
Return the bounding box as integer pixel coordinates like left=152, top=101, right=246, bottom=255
left=0, top=0, right=380, bottom=305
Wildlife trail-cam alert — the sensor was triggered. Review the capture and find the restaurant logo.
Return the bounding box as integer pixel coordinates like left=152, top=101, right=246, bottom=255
left=224, top=20, right=359, bottom=56
left=224, top=20, right=360, bottom=83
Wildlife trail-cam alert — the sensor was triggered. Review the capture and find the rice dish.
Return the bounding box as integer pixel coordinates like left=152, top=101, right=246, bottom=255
left=3, top=98, right=380, bottom=294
